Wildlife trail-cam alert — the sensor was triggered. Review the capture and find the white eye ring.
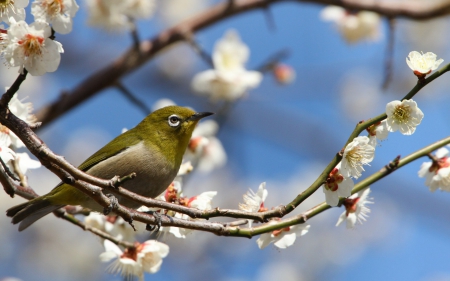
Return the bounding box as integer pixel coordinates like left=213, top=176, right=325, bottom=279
left=168, top=114, right=181, bottom=127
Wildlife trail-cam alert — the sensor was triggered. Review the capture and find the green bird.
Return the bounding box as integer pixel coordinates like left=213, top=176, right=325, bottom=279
left=6, top=106, right=213, bottom=231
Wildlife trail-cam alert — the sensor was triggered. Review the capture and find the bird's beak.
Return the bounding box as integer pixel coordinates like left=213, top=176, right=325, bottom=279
left=188, top=112, right=214, bottom=121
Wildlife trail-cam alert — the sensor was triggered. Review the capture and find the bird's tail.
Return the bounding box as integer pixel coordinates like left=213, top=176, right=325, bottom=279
left=6, top=198, right=64, bottom=231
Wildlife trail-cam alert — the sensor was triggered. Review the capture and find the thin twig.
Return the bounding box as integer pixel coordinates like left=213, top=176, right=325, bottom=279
left=115, top=82, right=151, bottom=115
left=255, top=49, right=290, bottom=73
left=184, top=33, right=214, bottom=67
left=0, top=157, right=19, bottom=181
left=382, top=18, right=396, bottom=90
left=0, top=69, right=28, bottom=107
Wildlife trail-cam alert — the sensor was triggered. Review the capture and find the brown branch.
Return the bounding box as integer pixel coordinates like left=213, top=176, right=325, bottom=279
left=35, top=0, right=450, bottom=128
left=0, top=162, right=38, bottom=199
left=0, top=69, right=28, bottom=108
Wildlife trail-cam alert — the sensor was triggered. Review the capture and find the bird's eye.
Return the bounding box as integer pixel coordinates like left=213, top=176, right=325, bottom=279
left=168, top=114, right=181, bottom=127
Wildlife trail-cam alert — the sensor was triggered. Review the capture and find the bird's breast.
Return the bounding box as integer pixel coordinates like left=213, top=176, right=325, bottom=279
left=85, top=141, right=178, bottom=209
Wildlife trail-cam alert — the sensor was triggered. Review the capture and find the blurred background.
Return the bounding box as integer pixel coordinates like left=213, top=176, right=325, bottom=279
left=2, top=0, right=450, bottom=280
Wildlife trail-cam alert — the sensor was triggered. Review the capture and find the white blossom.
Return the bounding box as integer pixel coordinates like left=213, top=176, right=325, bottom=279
left=32, top=0, right=79, bottom=34
left=185, top=119, right=226, bottom=172
left=100, top=239, right=169, bottom=281
left=320, top=6, right=381, bottom=44
left=256, top=221, right=310, bottom=250
left=177, top=161, right=193, bottom=176
left=158, top=0, right=210, bottom=26
left=385, top=99, right=424, bottom=135
left=323, top=163, right=354, bottom=207
left=86, top=0, right=155, bottom=31
left=0, top=0, right=28, bottom=24
left=85, top=213, right=144, bottom=242
left=191, top=30, right=262, bottom=101
left=3, top=19, right=64, bottom=76
left=5, top=93, right=37, bottom=148
left=123, top=0, right=155, bottom=20
left=143, top=182, right=217, bottom=239
left=239, top=182, right=268, bottom=227
left=418, top=147, right=450, bottom=192
left=0, top=133, right=15, bottom=164
left=239, top=182, right=268, bottom=213
left=406, top=51, right=443, bottom=77
left=336, top=188, right=373, bottom=229
left=340, top=136, right=374, bottom=179
left=188, top=191, right=217, bottom=210
left=8, top=152, right=41, bottom=175
left=367, top=120, right=389, bottom=147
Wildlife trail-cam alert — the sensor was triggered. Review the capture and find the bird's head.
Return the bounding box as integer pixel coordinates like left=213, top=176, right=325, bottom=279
left=137, top=106, right=213, bottom=161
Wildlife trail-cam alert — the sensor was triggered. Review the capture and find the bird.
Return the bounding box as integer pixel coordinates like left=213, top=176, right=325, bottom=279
left=6, top=105, right=213, bottom=231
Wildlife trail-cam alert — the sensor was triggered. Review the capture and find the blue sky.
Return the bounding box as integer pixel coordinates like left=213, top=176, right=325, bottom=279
left=1, top=1, right=450, bottom=281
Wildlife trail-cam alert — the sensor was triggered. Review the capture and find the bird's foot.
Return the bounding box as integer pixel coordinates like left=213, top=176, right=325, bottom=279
left=103, top=194, right=118, bottom=215
left=144, top=211, right=162, bottom=232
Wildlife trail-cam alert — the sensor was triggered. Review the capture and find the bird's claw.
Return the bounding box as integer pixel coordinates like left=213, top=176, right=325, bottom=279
left=103, top=194, right=118, bottom=215
left=145, top=211, right=162, bottom=232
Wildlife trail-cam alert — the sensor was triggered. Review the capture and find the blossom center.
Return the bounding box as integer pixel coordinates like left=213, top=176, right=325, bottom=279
left=0, top=124, right=10, bottom=134
left=18, top=34, right=45, bottom=57
left=343, top=197, right=360, bottom=216
left=221, top=53, right=241, bottom=70
left=392, top=105, right=411, bottom=124
left=188, top=136, right=203, bottom=152
left=429, top=157, right=450, bottom=173
left=325, top=167, right=343, bottom=191
left=366, top=121, right=381, bottom=136
left=121, top=245, right=138, bottom=261
left=164, top=182, right=178, bottom=203
left=345, top=147, right=365, bottom=168
left=0, top=0, right=13, bottom=17
left=41, top=0, right=64, bottom=16
left=272, top=227, right=290, bottom=237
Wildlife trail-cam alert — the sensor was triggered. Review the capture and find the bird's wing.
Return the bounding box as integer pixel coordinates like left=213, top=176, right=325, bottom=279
left=78, top=130, right=143, bottom=172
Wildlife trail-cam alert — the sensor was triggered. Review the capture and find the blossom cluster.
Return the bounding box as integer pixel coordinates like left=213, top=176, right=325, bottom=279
left=239, top=182, right=310, bottom=249
left=321, top=50, right=441, bottom=229
left=0, top=0, right=76, bottom=76
left=0, top=90, right=41, bottom=179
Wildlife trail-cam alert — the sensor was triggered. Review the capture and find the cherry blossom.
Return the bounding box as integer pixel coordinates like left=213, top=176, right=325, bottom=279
left=100, top=239, right=169, bottom=281
left=0, top=0, right=28, bottom=24
left=184, top=119, right=226, bottom=172
left=340, top=136, right=374, bottom=179
left=406, top=51, right=443, bottom=79
left=418, top=147, right=450, bottom=192
left=191, top=30, right=262, bottom=101
left=336, top=188, right=373, bottom=229
left=323, top=163, right=354, bottom=207
left=31, top=0, right=79, bottom=34
left=385, top=99, right=424, bottom=135
left=3, top=19, right=63, bottom=76
left=321, top=6, right=381, bottom=44
left=366, top=120, right=389, bottom=147
left=256, top=220, right=310, bottom=249
left=86, top=0, right=155, bottom=31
